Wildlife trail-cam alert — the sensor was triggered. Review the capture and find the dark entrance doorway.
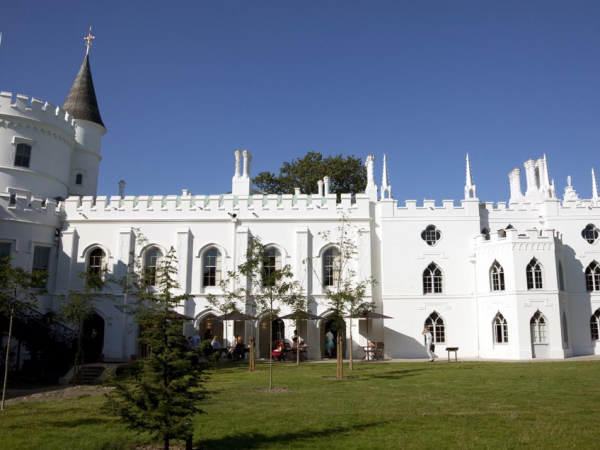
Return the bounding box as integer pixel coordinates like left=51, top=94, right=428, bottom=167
left=82, top=313, right=104, bottom=363
left=320, top=318, right=346, bottom=358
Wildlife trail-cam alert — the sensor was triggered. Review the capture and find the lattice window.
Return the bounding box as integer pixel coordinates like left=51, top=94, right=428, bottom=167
left=530, top=311, right=547, bottom=344
left=424, top=311, right=446, bottom=343
left=203, top=248, right=222, bottom=287
left=14, top=144, right=31, bottom=168
left=88, top=248, right=106, bottom=276
left=421, top=225, right=441, bottom=246
left=526, top=258, right=543, bottom=290
left=590, top=310, right=600, bottom=341
left=582, top=224, right=599, bottom=244
left=323, top=247, right=340, bottom=287
left=144, top=247, right=162, bottom=286
left=585, top=261, right=600, bottom=292
left=490, top=261, right=505, bottom=291
left=423, top=263, right=443, bottom=294
left=32, top=246, right=51, bottom=288
left=263, top=247, right=282, bottom=286
left=494, top=313, right=508, bottom=344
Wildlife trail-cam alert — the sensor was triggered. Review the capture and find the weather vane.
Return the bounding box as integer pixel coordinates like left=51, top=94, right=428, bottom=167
left=84, top=26, right=95, bottom=55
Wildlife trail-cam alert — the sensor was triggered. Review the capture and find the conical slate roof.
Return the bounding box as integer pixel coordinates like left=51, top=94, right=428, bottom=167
left=62, top=54, right=105, bottom=128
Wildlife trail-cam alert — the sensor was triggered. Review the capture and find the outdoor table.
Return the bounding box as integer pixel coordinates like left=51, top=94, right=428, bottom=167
left=446, top=347, right=459, bottom=362
left=362, top=346, right=376, bottom=361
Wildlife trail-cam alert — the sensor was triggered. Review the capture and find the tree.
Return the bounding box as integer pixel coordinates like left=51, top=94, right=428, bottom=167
left=311, top=214, right=376, bottom=379
left=253, top=151, right=367, bottom=198
left=209, top=236, right=305, bottom=388
left=107, top=246, right=208, bottom=450
left=0, top=260, right=47, bottom=410
left=58, top=269, right=112, bottom=384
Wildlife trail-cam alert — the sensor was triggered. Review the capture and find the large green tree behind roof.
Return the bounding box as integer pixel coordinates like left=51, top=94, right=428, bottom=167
left=253, top=151, right=367, bottom=197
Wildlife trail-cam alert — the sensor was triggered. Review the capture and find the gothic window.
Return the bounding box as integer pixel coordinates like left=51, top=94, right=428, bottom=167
left=493, top=312, right=508, bottom=344
left=585, top=261, right=600, bottom=292
left=14, top=144, right=31, bottom=168
left=75, top=173, right=83, bottom=185
left=530, top=311, right=547, bottom=344
left=526, top=258, right=543, bottom=290
left=421, top=225, right=441, bottom=246
left=144, top=247, right=162, bottom=286
left=0, top=242, right=11, bottom=266
left=424, top=311, right=446, bottom=343
left=582, top=224, right=599, bottom=244
left=490, top=261, right=505, bottom=292
left=591, top=310, right=600, bottom=341
left=558, top=262, right=565, bottom=291
left=263, top=247, right=282, bottom=286
left=323, top=247, right=340, bottom=287
left=423, top=263, right=443, bottom=294
left=32, top=246, right=51, bottom=288
left=562, top=311, right=569, bottom=346
left=88, top=248, right=106, bottom=276
left=203, top=247, right=222, bottom=287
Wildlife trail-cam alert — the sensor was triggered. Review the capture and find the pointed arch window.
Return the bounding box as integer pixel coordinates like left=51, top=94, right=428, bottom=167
left=490, top=261, right=505, bottom=291
left=530, top=311, right=547, bottom=344
left=203, top=248, right=222, bottom=287
left=323, top=247, right=340, bottom=287
left=526, top=258, right=543, bottom=290
left=493, top=313, right=508, bottom=344
left=88, top=248, right=106, bottom=276
left=558, top=262, right=565, bottom=291
left=423, top=263, right=443, bottom=294
left=591, top=309, right=600, bottom=341
left=263, top=247, right=282, bottom=286
left=424, top=312, right=445, bottom=343
left=585, top=261, right=600, bottom=292
left=144, top=247, right=162, bottom=286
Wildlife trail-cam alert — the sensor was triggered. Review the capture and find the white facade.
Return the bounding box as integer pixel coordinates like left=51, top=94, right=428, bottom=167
left=2, top=58, right=600, bottom=362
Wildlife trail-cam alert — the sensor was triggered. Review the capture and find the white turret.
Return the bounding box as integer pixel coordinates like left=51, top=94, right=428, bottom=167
left=231, top=150, right=253, bottom=195
left=381, top=154, right=392, bottom=199
left=464, top=153, right=477, bottom=200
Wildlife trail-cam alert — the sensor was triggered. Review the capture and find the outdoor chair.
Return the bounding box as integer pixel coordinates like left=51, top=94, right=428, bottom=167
left=372, top=342, right=385, bottom=361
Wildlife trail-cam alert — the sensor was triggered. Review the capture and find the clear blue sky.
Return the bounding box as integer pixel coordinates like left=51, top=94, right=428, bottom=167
left=1, top=1, right=599, bottom=203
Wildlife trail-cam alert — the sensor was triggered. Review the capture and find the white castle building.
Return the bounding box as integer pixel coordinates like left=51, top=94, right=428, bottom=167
left=2, top=39, right=600, bottom=364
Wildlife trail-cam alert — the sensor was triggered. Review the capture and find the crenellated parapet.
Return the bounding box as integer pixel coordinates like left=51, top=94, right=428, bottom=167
left=380, top=198, right=481, bottom=218
left=0, top=92, right=76, bottom=141
left=0, top=192, right=63, bottom=219
left=474, top=227, right=558, bottom=249
left=63, top=192, right=371, bottom=220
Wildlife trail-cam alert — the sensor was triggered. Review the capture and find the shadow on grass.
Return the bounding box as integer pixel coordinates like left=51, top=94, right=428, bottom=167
left=199, top=419, right=391, bottom=449
left=359, top=368, right=429, bottom=380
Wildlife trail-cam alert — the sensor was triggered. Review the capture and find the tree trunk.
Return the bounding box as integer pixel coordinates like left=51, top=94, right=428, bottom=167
left=269, top=300, right=273, bottom=390
left=1, top=308, right=15, bottom=410
left=249, top=338, right=255, bottom=372
left=336, top=333, right=343, bottom=380
left=348, top=318, right=353, bottom=371
left=164, top=437, right=169, bottom=450
left=185, top=435, right=193, bottom=450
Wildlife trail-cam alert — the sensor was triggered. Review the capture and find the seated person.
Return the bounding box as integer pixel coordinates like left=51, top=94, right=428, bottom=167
left=272, top=341, right=284, bottom=361
left=211, top=336, right=226, bottom=358
left=234, top=336, right=249, bottom=360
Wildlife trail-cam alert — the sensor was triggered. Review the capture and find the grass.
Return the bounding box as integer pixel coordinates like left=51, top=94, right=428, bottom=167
left=0, top=361, right=598, bottom=449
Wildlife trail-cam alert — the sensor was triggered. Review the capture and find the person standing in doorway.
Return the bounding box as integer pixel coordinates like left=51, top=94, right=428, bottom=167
left=325, top=328, right=334, bottom=358
left=422, top=328, right=435, bottom=362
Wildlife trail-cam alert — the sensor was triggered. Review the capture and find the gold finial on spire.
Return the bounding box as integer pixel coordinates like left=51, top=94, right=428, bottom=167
left=84, top=26, right=95, bottom=55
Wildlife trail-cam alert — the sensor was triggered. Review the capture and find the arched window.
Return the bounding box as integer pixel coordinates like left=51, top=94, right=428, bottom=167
left=493, top=312, right=508, bottom=344
left=530, top=311, right=547, bottom=344
left=263, top=247, right=282, bottom=286
left=88, top=248, right=106, bottom=276
left=75, top=173, right=83, bottom=185
left=203, top=248, right=222, bottom=287
left=424, top=311, right=446, bottom=343
left=490, top=261, right=505, bottom=291
left=144, top=247, right=162, bottom=286
left=526, top=258, right=543, bottom=290
left=558, top=262, right=565, bottom=291
left=582, top=224, right=599, bottom=244
left=585, top=261, right=600, bottom=292
left=323, top=247, right=340, bottom=287
left=423, top=263, right=443, bottom=294
left=421, top=225, right=441, bottom=246
left=591, top=310, right=600, bottom=341
left=562, top=311, right=569, bottom=346
left=14, top=143, right=31, bottom=168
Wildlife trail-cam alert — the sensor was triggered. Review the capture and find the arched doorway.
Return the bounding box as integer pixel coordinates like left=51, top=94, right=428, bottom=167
left=320, top=317, right=346, bottom=359
left=259, top=318, right=285, bottom=358
left=82, top=313, right=104, bottom=363
left=199, top=313, right=223, bottom=344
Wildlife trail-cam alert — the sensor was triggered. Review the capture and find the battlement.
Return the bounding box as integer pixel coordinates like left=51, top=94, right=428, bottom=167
left=474, top=227, right=557, bottom=246
left=0, top=92, right=75, bottom=136
left=63, top=192, right=372, bottom=220
left=380, top=198, right=480, bottom=218
left=0, top=192, right=62, bottom=218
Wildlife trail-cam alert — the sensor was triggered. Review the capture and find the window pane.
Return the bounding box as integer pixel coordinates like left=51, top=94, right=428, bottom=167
left=15, top=144, right=31, bottom=168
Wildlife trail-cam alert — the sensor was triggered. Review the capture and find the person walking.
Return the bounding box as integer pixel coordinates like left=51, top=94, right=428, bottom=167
left=422, top=328, right=435, bottom=362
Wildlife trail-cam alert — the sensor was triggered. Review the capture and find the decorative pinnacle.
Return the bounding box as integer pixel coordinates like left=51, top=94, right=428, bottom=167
left=592, top=168, right=599, bottom=202
left=466, top=153, right=474, bottom=187
left=84, top=26, right=95, bottom=56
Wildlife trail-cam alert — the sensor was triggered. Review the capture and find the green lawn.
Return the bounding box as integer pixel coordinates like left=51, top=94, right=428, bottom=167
left=0, top=361, right=598, bottom=449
